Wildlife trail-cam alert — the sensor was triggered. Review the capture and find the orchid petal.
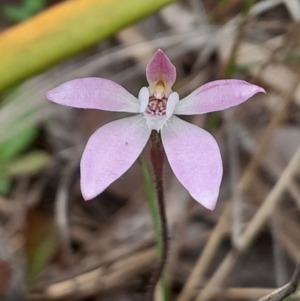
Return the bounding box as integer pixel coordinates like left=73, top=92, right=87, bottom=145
left=138, top=87, right=149, bottom=113
left=161, top=116, right=223, bottom=210
left=45, top=77, right=140, bottom=113
left=80, top=114, right=150, bottom=200
left=166, top=92, right=179, bottom=118
left=174, top=79, right=265, bottom=115
left=146, top=49, right=176, bottom=87
left=144, top=114, right=169, bottom=132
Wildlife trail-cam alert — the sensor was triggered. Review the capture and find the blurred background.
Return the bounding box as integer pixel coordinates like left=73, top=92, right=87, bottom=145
left=0, top=0, right=300, bottom=300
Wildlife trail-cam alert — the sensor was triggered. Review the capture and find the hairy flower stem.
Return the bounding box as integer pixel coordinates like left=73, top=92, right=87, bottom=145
left=146, top=130, right=169, bottom=301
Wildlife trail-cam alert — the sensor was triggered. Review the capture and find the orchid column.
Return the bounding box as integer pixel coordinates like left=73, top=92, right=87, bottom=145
left=45, top=49, right=265, bottom=300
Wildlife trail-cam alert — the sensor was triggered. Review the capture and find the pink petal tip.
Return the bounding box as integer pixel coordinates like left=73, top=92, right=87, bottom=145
left=146, top=49, right=176, bottom=87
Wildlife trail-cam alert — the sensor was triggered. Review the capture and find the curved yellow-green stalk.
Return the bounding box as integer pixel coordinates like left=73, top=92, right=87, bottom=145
left=0, top=0, right=177, bottom=91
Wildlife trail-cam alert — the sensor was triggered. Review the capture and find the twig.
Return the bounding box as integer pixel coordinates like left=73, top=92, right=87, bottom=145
left=257, top=263, right=300, bottom=301
left=225, top=109, right=243, bottom=247
left=277, top=212, right=300, bottom=262
left=270, top=211, right=288, bottom=286
left=54, top=160, right=78, bottom=266
left=190, top=286, right=300, bottom=301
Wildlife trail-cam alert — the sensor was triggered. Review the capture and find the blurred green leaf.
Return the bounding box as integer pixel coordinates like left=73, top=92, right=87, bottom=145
left=1, top=86, right=20, bottom=105
left=287, top=53, right=300, bottom=64
left=27, top=228, right=56, bottom=283
left=25, top=0, right=46, bottom=11
left=3, top=6, right=30, bottom=23
left=6, top=151, right=50, bottom=176
left=242, top=0, right=255, bottom=14
left=26, top=209, right=57, bottom=283
left=234, top=62, right=260, bottom=72
left=0, top=86, right=41, bottom=195
left=0, top=128, right=38, bottom=161
left=2, top=0, right=46, bottom=23
left=206, top=112, right=220, bottom=133
left=0, top=172, right=12, bottom=195
left=0, top=0, right=177, bottom=90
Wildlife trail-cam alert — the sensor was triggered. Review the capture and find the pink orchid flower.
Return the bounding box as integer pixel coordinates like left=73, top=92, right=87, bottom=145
left=45, top=50, right=264, bottom=210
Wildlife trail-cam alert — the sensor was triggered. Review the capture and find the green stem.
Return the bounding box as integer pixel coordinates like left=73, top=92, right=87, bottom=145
left=140, top=130, right=169, bottom=301
left=140, top=158, right=162, bottom=255
left=140, top=160, right=168, bottom=300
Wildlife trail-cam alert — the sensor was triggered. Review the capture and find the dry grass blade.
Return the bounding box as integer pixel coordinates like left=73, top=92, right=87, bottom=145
left=238, top=65, right=300, bottom=191
left=177, top=203, right=231, bottom=301
left=196, top=146, right=300, bottom=301
left=43, top=249, right=156, bottom=300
